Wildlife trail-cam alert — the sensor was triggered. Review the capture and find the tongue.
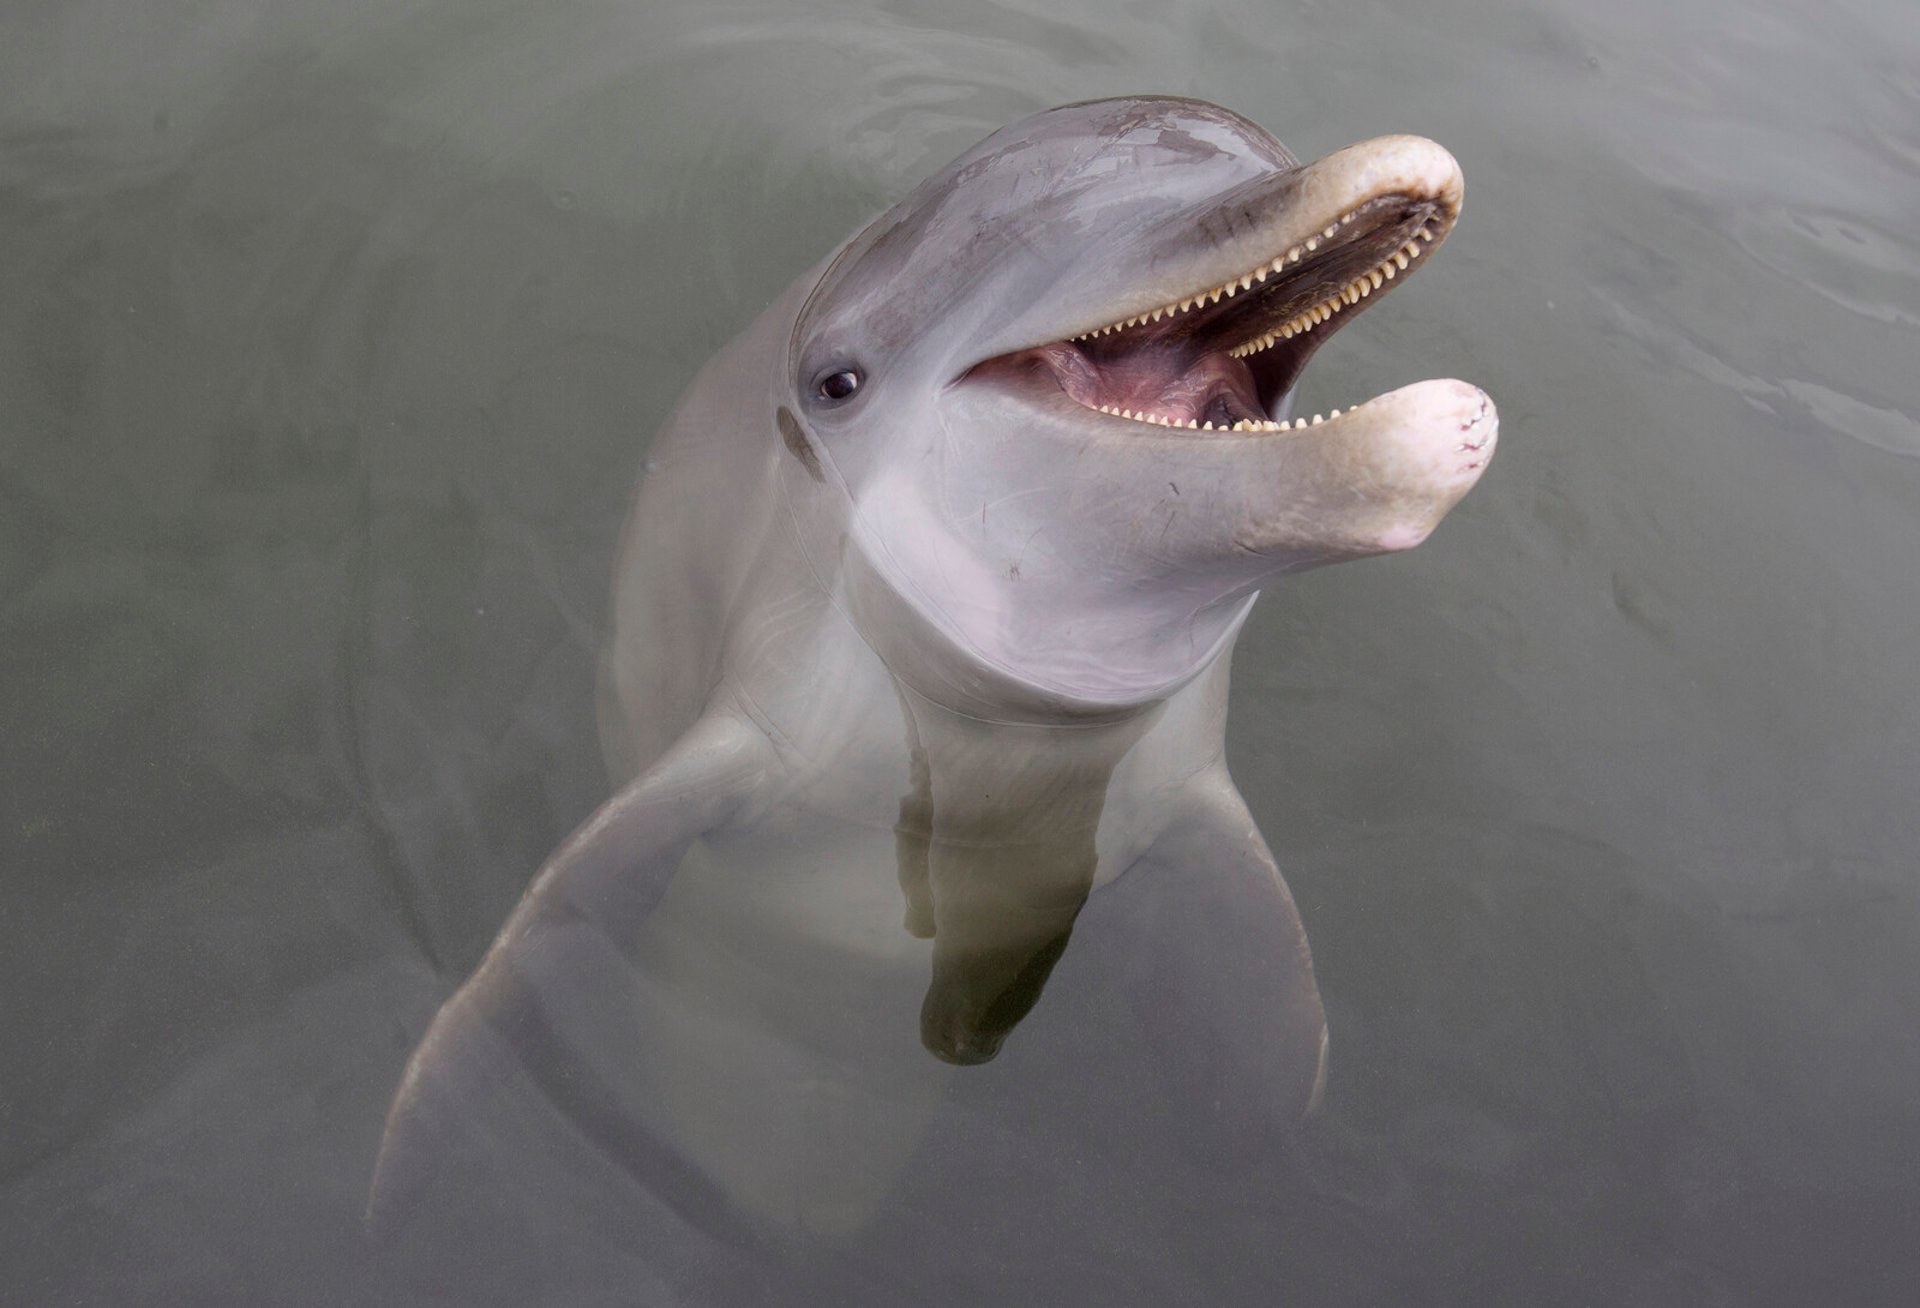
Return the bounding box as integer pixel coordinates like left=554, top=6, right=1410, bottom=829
left=1016, top=340, right=1266, bottom=426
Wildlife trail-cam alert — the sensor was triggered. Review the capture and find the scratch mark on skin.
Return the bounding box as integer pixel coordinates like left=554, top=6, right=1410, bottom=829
left=978, top=488, right=1052, bottom=518
left=1456, top=394, right=1494, bottom=468
left=1008, top=526, right=1044, bottom=581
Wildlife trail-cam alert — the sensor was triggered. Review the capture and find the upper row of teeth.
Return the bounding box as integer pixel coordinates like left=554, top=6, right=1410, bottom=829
left=1068, top=214, right=1439, bottom=354
left=1227, top=229, right=1433, bottom=360
left=1094, top=402, right=1363, bottom=433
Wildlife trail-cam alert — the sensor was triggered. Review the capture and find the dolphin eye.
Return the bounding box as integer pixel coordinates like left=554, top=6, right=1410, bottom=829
left=815, top=368, right=862, bottom=403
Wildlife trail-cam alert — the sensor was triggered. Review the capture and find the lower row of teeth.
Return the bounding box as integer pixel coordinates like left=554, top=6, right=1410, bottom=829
left=1095, top=402, right=1362, bottom=432
left=1228, top=229, right=1433, bottom=359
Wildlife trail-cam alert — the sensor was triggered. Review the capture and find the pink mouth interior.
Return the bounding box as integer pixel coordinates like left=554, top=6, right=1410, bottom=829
left=983, top=338, right=1269, bottom=428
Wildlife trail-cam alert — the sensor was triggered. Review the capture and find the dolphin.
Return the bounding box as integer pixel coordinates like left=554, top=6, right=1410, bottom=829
left=370, top=96, right=1495, bottom=1240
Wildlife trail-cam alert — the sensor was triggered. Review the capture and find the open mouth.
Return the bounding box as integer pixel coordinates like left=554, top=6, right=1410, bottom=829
left=966, top=183, right=1457, bottom=433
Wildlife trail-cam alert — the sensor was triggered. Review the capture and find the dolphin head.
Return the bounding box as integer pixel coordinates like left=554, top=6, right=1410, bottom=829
left=780, top=97, right=1495, bottom=718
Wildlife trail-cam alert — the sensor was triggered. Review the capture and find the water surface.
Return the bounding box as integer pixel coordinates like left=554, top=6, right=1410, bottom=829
left=3, top=1, right=1917, bottom=1304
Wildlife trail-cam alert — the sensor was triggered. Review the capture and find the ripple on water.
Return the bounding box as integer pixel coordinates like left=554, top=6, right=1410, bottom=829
left=1728, top=204, right=1920, bottom=331
left=1778, top=378, right=1920, bottom=459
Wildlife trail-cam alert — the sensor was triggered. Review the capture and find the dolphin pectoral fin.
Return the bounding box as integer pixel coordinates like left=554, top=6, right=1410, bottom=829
left=367, top=710, right=774, bottom=1236
left=1120, top=768, right=1328, bottom=1134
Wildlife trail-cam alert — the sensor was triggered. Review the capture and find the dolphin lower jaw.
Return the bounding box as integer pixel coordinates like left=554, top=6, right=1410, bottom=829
left=848, top=364, right=1495, bottom=715
left=1223, top=379, right=1499, bottom=564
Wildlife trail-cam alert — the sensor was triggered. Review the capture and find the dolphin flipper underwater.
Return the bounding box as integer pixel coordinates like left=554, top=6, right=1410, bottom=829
left=369, top=97, right=1495, bottom=1240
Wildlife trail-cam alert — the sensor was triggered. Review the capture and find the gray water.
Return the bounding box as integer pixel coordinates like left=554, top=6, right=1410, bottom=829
left=4, top=1, right=1918, bottom=1304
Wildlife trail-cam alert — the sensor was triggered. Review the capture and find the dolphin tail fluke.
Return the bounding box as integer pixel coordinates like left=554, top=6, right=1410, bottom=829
left=365, top=710, right=775, bottom=1237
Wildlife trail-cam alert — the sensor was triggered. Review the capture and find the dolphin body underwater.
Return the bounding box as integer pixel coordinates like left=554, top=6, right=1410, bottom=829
left=371, top=96, right=1495, bottom=1241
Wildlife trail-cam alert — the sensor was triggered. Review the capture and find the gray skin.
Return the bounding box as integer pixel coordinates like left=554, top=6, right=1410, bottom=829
left=370, top=97, right=1495, bottom=1239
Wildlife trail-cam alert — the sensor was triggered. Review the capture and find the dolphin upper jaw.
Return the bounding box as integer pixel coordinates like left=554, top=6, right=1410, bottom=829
left=953, top=132, right=1465, bottom=383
